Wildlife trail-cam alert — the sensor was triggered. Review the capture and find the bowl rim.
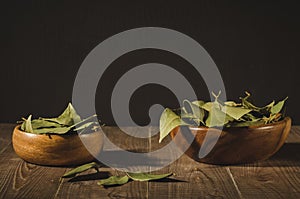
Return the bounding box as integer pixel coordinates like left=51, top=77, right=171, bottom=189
left=13, top=125, right=78, bottom=137
left=188, top=116, right=291, bottom=131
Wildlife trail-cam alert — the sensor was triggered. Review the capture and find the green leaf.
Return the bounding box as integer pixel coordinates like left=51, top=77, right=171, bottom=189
left=126, top=172, right=173, bottom=181
left=62, top=162, right=99, bottom=178
left=41, top=103, right=81, bottom=126
left=271, top=97, right=288, bottom=114
left=159, top=108, right=187, bottom=143
left=201, top=102, right=214, bottom=112
left=183, top=100, right=205, bottom=125
left=73, top=121, right=96, bottom=131
left=191, top=100, right=205, bottom=107
left=69, top=114, right=97, bottom=129
left=240, top=92, right=261, bottom=112
left=33, top=126, right=73, bottom=134
left=205, top=106, right=233, bottom=127
left=224, top=101, right=241, bottom=107
left=23, top=115, right=34, bottom=133
left=221, top=106, right=252, bottom=120
left=97, top=175, right=129, bottom=186
left=31, top=119, right=63, bottom=129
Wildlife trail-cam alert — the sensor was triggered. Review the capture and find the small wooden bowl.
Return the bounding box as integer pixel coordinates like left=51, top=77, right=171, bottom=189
left=12, top=125, right=103, bottom=166
left=170, top=117, right=292, bottom=165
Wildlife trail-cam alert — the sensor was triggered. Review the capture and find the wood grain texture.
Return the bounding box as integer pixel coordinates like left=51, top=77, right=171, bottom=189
left=148, top=126, right=241, bottom=199
left=0, top=124, right=300, bottom=198
left=55, top=126, right=149, bottom=199
left=227, top=163, right=300, bottom=199
left=0, top=123, right=15, bottom=155
left=0, top=145, right=67, bottom=199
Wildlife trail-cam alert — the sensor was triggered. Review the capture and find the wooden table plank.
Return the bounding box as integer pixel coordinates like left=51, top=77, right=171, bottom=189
left=0, top=124, right=300, bottom=198
left=286, top=126, right=300, bottom=143
left=0, top=123, right=15, bottom=155
left=0, top=145, right=67, bottom=199
left=228, top=163, right=300, bottom=199
left=54, top=126, right=149, bottom=199
left=148, top=156, right=242, bottom=199
left=55, top=168, right=148, bottom=199
left=148, top=126, right=241, bottom=199
left=227, top=129, right=300, bottom=199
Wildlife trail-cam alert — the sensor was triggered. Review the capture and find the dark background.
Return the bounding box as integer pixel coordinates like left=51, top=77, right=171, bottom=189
left=1, top=0, right=300, bottom=125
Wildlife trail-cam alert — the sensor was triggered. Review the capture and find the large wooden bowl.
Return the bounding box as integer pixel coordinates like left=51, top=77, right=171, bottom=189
left=170, top=117, right=292, bottom=165
left=12, top=125, right=103, bottom=166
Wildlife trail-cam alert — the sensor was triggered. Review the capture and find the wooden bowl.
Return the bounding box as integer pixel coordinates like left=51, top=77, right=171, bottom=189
left=12, top=125, right=103, bottom=166
left=170, top=117, right=292, bottom=165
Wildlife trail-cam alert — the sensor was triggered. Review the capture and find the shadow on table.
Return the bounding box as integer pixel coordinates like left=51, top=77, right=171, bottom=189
left=95, top=149, right=173, bottom=168
left=266, top=143, right=300, bottom=166
left=68, top=171, right=110, bottom=182
left=241, top=143, right=300, bottom=167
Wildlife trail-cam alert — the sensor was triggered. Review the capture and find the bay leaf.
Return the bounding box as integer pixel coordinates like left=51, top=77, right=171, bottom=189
left=41, top=103, right=81, bottom=126
left=62, top=162, right=99, bottom=178
left=240, top=92, right=262, bottom=112
left=97, top=175, right=129, bottom=186
left=224, top=101, right=241, bottom=107
left=159, top=108, right=187, bottom=143
left=73, top=121, right=96, bottom=131
left=201, top=102, right=214, bottom=112
left=31, top=119, right=63, bottom=129
left=33, top=126, right=72, bottom=134
left=205, top=106, right=234, bottom=127
left=183, top=100, right=205, bottom=125
left=126, top=172, right=173, bottom=181
left=23, top=115, right=34, bottom=133
left=191, top=100, right=205, bottom=107
left=221, top=106, right=252, bottom=120
left=271, top=97, right=288, bottom=114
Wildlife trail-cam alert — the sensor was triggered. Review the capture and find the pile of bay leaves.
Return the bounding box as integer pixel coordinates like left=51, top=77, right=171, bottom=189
left=20, top=103, right=98, bottom=135
left=159, top=92, right=288, bottom=142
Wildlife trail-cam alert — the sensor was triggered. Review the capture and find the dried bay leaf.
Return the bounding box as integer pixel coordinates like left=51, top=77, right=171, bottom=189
left=41, top=103, right=81, bottom=126
left=62, top=162, right=99, bottom=178
left=271, top=97, right=288, bottom=114
left=31, top=119, right=63, bottom=129
left=205, top=106, right=234, bottom=127
left=221, top=105, right=251, bottom=120
left=19, top=103, right=98, bottom=135
left=33, top=126, right=72, bottom=134
left=183, top=100, right=205, bottom=125
left=126, top=172, right=173, bottom=181
left=159, top=108, right=187, bottom=143
left=21, top=115, right=34, bottom=133
left=159, top=92, right=288, bottom=142
left=97, top=175, right=129, bottom=186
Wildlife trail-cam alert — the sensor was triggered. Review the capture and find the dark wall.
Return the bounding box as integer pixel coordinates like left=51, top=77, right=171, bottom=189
left=1, top=0, right=300, bottom=125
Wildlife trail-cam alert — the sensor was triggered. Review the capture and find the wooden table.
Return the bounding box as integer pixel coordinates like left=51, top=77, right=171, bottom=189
left=1, top=124, right=300, bottom=199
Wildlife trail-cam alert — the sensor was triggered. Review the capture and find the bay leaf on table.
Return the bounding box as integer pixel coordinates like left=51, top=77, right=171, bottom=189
left=126, top=172, right=173, bottom=181
left=62, top=162, right=99, bottom=178
left=97, top=175, right=129, bottom=186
